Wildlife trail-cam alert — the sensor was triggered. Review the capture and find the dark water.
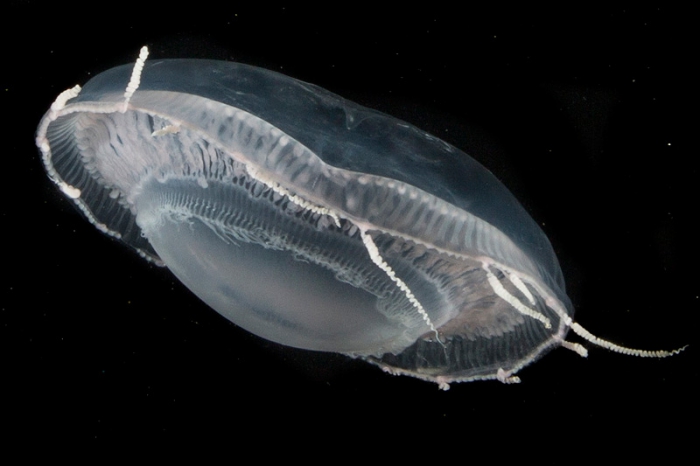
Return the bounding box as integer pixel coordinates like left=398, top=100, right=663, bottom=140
left=3, top=4, right=695, bottom=453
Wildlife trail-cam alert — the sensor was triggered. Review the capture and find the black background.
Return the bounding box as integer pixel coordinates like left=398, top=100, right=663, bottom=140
left=3, top=3, right=696, bottom=452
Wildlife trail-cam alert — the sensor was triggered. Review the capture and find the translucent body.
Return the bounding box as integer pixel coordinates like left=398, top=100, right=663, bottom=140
left=42, top=52, right=671, bottom=387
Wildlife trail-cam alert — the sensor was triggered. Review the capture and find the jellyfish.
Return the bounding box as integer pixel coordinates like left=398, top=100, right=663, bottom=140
left=36, top=47, right=684, bottom=389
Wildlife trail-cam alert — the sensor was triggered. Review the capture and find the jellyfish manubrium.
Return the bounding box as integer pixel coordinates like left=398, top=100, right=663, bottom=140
left=36, top=47, right=684, bottom=389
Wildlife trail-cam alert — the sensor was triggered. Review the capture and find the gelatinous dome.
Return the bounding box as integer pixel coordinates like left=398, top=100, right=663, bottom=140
left=37, top=48, right=682, bottom=388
